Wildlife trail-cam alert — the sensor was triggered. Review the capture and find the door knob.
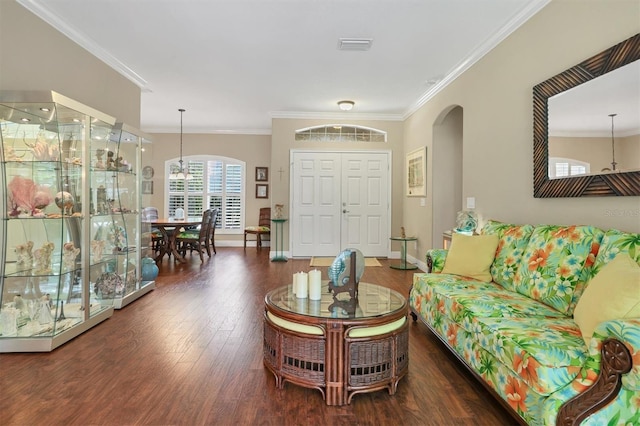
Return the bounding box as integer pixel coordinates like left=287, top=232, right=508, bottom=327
left=343, top=209, right=349, bottom=213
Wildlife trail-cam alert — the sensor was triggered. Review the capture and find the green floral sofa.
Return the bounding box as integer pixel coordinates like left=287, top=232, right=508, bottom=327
left=409, top=220, right=640, bottom=426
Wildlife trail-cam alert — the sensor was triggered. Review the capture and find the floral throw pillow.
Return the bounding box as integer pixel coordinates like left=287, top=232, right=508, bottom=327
left=481, top=220, right=535, bottom=291
left=513, top=225, right=604, bottom=315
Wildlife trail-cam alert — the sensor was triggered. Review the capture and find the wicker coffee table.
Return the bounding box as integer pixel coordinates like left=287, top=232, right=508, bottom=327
left=263, top=281, right=408, bottom=405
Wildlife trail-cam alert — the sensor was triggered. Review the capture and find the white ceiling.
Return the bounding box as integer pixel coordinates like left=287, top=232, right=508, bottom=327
left=19, top=0, right=550, bottom=134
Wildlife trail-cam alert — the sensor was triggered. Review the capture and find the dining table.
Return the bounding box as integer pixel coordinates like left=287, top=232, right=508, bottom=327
left=145, top=218, right=202, bottom=263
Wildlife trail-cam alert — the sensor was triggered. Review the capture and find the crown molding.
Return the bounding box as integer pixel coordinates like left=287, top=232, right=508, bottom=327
left=403, top=0, right=550, bottom=120
left=271, top=111, right=403, bottom=121
left=16, top=0, right=149, bottom=90
left=144, top=127, right=272, bottom=135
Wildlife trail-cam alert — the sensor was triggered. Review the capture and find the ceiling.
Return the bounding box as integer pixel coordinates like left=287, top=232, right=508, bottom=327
left=19, top=0, right=550, bottom=134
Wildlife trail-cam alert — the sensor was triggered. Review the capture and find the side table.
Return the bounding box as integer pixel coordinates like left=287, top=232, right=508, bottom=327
left=389, top=236, right=418, bottom=270
left=270, top=218, right=287, bottom=262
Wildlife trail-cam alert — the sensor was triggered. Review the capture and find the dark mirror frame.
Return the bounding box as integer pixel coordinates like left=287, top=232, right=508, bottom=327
left=533, top=33, right=640, bottom=197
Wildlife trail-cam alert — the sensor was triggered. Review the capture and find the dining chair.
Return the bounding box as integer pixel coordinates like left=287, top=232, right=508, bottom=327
left=142, top=207, right=164, bottom=254
left=208, top=208, right=219, bottom=255
left=244, top=207, right=271, bottom=249
left=176, top=209, right=213, bottom=262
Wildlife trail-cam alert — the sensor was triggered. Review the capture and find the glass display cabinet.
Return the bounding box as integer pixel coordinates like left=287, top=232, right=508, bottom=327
left=95, top=123, right=155, bottom=309
left=0, top=91, right=116, bottom=352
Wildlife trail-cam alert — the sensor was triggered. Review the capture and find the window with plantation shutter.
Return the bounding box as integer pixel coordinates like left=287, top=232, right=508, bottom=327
left=166, top=155, right=245, bottom=233
left=548, top=157, right=590, bottom=179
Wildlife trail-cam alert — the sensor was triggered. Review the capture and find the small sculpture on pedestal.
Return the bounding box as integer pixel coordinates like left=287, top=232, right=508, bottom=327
left=106, top=151, right=116, bottom=170
left=327, top=248, right=364, bottom=300
left=15, top=241, right=34, bottom=272
left=54, top=191, right=75, bottom=216
left=91, top=240, right=105, bottom=262
left=57, top=300, right=66, bottom=321
left=455, top=210, right=478, bottom=235
left=274, top=204, right=284, bottom=219
left=62, top=242, right=80, bottom=271
left=38, top=297, right=54, bottom=324
left=33, top=242, right=54, bottom=275
left=95, top=149, right=105, bottom=169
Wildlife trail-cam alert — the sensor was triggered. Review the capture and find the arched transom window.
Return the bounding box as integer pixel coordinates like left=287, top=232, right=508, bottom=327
left=295, top=125, right=387, bottom=142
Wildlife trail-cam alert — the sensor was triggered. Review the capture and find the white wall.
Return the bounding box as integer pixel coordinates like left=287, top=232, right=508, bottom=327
left=0, top=0, right=141, bottom=126
left=404, top=0, right=640, bottom=259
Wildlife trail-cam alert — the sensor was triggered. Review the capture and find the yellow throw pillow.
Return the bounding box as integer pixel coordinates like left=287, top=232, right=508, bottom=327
left=574, top=254, right=640, bottom=345
left=441, top=233, right=499, bottom=282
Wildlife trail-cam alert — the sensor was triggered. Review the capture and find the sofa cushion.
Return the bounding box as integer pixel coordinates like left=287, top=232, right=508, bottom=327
left=481, top=220, right=535, bottom=291
left=513, top=225, right=604, bottom=316
left=441, top=234, right=499, bottom=282
left=411, top=273, right=567, bottom=325
left=573, top=253, right=640, bottom=345
left=410, top=275, right=587, bottom=395
left=474, top=317, right=587, bottom=395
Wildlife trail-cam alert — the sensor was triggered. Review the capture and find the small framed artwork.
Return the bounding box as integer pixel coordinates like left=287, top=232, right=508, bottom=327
left=406, top=147, right=427, bottom=197
left=142, top=180, right=154, bottom=195
left=256, top=184, right=269, bottom=199
left=256, top=166, right=269, bottom=182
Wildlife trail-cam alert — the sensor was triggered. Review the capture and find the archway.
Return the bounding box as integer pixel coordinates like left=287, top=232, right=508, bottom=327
left=432, top=106, right=463, bottom=248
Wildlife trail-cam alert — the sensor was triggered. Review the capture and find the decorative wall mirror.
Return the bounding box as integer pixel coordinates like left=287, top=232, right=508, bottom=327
left=533, top=33, right=640, bottom=197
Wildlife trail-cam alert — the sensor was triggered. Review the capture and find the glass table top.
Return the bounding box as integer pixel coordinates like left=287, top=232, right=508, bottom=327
left=265, top=281, right=406, bottom=319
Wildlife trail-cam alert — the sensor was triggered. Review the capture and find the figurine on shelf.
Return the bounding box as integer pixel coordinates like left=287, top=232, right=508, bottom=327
left=95, top=149, right=105, bottom=169
left=24, top=132, right=60, bottom=161
left=54, top=191, right=75, bottom=215
left=91, top=240, right=105, bottom=262
left=14, top=241, right=34, bottom=272
left=33, top=242, right=54, bottom=275
left=62, top=242, right=80, bottom=271
left=65, top=157, right=82, bottom=165
left=106, top=151, right=116, bottom=170
left=38, top=301, right=54, bottom=325
left=401, top=227, right=406, bottom=238
left=115, top=155, right=125, bottom=171
left=13, top=294, right=26, bottom=312
left=274, top=204, right=284, bottom=219
left=96, top=185, right=107, bottom=214
left=3, top=145, right=24, bottom=162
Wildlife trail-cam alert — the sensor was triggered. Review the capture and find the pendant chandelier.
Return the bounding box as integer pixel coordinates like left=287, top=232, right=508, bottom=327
left=609, top=113, right=617, bottom=172
left=169, top=108, right=193, bottom=180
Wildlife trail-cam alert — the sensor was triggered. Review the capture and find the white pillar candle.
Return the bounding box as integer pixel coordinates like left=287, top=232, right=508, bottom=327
left=292, top=273, right=298, bottom=295
left=296, top=272, right=308, bottom=298
left=308, top=269, right=322, bottom=300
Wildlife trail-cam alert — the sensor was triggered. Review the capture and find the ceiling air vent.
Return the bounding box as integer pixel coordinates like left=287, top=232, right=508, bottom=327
left=338, top=38, right=373, bottom=51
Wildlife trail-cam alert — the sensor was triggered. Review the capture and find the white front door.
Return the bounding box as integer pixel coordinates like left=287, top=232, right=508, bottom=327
left=291, top=151, right=389, bottom=257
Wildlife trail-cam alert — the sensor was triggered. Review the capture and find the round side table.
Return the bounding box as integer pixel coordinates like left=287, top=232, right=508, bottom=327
left=270, top=218, right=287, bottom=262
left=389, top=236, right=418, bottom=270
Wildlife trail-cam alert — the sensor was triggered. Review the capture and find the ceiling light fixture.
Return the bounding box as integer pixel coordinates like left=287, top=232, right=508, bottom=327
left=169, top=108, right=193, bottom=180
left=338, top=100, right=354, bottom=111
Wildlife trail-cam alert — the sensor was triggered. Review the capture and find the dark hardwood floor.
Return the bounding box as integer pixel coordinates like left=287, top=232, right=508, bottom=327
left=0, top=248, right=517, bottom=426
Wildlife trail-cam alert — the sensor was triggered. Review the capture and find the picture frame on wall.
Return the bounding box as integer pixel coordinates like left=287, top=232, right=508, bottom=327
left=256, top=183, right=269, bottom=199
left=406, top=147, right=426, bottom=197
left=142, top=180, right=154, bottom=195
left=256, top=167, right=269, bottom=182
